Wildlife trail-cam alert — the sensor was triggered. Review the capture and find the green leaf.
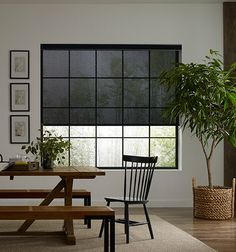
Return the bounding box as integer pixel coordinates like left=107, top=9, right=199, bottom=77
left=228, top=132, right=236, bottom=147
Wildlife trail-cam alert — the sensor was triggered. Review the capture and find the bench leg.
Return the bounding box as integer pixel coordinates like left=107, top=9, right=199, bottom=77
left=99, top=201, right=110, bottom=237
left=84, top=196, right=91, bottom=228
left=104, top=219, right=109, bottom=252
left=110, top=217, right=115, bottom=252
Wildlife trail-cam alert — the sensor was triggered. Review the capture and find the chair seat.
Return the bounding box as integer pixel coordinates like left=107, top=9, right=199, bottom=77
left=105, top=196, right=148, bottom=204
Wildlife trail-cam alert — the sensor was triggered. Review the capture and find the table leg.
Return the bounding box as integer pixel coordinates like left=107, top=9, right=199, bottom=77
left=17, top=179, right=65, bottom=232
left=63, top=177, right=76, bottom=245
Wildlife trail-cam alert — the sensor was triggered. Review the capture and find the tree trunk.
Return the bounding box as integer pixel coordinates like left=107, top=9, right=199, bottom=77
left=206, top=158, right=213, bottom=188
left=200, top=138, right=215, bottom=188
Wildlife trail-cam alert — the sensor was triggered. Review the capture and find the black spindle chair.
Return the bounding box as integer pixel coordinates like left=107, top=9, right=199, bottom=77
left=99, top=154, right=158, bottom=243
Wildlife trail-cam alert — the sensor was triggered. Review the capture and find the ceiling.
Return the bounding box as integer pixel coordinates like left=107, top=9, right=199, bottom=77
left=0, top=0, right=233, bottom=4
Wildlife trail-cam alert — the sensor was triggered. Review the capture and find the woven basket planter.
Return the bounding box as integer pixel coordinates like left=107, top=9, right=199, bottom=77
left=192, top=178, right=235, bottom=220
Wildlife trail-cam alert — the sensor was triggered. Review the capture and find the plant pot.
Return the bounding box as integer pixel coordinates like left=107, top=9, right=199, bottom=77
left=42, top=157, right=54, bottom=169
left=192, top=177, right=235, bottom=220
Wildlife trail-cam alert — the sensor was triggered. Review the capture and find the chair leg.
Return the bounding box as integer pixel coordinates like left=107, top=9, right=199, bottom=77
left=143, top=203, right=154, bottom=239
left=99, top=219, right=104, bottom=238
left=99, top=201, right=110, bottom=238
left=124, top=203, right=129, bottom=244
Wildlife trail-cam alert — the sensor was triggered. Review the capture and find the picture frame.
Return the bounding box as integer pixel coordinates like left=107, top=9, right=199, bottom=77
left=10, top=50, right=30, bottom=79
left=10, top=115, right=30, bottom=144
left=10, top=83, right=30, bottom=112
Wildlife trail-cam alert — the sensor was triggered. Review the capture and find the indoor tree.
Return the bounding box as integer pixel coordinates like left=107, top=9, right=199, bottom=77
left=159, top=49, right=236, bottom=188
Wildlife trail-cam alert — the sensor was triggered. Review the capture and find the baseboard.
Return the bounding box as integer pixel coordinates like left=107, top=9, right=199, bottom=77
left=0, top=198, right=193, bottom=207
left=90, top=199, right=193, bottom=208
left=147, top=199, right=193, bottom=207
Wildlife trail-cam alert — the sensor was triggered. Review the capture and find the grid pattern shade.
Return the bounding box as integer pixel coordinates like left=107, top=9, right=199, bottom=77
left=41, top=44, right=181, bottom=126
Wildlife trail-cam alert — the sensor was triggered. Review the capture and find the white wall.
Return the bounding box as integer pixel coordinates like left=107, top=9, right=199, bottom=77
left=0, top=3, right=223, bottom=207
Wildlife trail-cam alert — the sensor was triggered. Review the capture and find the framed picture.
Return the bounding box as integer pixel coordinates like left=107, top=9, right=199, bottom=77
left=10, top=115, right=30, bottom=144
left=10, top=50, right=30, bottom=79
left=10, top=83, right=30, bottom=112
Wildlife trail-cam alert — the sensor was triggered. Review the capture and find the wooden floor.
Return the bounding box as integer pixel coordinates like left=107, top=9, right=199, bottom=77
left=115, top=207, right=236, bottom=252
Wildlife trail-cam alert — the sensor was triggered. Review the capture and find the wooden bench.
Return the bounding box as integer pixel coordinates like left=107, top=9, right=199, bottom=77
left=0, top=189, right=91, bottom=228
left=0, top=205, right=115, bottom=252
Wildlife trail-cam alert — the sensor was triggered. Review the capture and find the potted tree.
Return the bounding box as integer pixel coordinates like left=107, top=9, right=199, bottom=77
left=22, top=129, right=71, bottom=169
left=159, top=49, right=236, bottom=219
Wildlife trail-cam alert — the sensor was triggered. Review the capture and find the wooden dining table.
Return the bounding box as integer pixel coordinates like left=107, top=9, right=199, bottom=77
left=0, top=166, right=105, bottom=244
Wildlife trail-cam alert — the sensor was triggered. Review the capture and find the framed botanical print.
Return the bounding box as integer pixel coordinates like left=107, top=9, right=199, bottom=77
left=10, top=50, right=30, bottom=79
left=10, top=115, right=30, bottom=144
left=10, top=83, right=30, bottom=112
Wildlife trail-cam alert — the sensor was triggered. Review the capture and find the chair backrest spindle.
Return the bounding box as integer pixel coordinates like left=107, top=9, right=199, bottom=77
left=124, top=160, right=127, bottom=200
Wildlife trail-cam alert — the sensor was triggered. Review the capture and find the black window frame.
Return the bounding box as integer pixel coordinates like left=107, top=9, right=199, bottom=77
left=41, top=44, right=181, bottom=170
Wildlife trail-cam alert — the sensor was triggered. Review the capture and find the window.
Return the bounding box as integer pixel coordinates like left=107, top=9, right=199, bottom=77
left=41, top=44, right=181, bottom=169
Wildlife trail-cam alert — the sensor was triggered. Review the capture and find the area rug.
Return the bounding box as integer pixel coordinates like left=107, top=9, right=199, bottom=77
left=0, top=215, right=216, bottom=252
